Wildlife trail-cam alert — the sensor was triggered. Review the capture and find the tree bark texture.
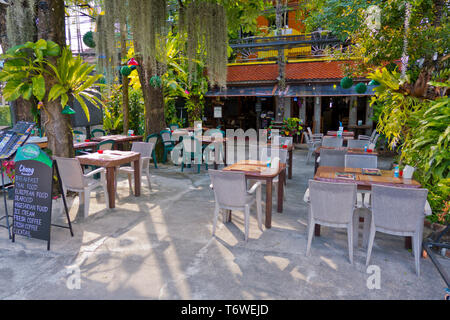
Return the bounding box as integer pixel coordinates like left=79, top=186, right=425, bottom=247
left=134, top=41, right=166, bottom=136
left=37, top=0, right=74, bottom=158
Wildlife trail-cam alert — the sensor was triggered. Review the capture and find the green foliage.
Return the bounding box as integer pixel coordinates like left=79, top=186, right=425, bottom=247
left=0, top=105, right=12, bottom=127
left=369, top=67, right=450, bottom=223
left=103, top=85, right=124, bottom=134
left=281, top=117, right=303, bottom=137
left=0, top=41, right=103, bottom=122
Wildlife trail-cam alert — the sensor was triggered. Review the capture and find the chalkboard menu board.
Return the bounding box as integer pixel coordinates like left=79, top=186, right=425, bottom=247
left=12, top=144, right=54, bottom=244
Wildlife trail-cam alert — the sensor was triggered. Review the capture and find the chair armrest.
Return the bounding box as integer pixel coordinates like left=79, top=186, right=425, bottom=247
left=247, top=181, right=262, bottom=194
left=84, top=167, right=106, bottom=178
left=312, top=133, right=323, bottom=138
left=424, top=200, right=432, bottom=216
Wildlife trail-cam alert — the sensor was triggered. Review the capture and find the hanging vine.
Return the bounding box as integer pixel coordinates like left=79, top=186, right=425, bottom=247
left=179, top=0, right=228, bottom=88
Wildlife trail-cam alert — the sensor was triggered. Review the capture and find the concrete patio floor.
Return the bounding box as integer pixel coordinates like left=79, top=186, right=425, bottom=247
left=0, top=149, right=448, bottom=300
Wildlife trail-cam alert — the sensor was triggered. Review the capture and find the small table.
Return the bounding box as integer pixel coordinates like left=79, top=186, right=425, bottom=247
left=326, top=131, right=355, bottom=137
left=74, top=141, right=99, bottom=151
left=76, top=150, right=141, bottom=209
left=313, top=166, right=421, bottom=247
left=92, top=135, right=144, bottom=150
left=223, top=160, right=286, bottom=229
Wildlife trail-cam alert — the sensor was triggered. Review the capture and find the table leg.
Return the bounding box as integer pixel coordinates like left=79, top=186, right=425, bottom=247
left=133, top=159, right=141, bottom=197
left=277, top=169, right=285, bottom=213
left=288, top=149, right=293, bottom=179
left=315, top=224, right=321, bottom=236
left=106, top=167, right=116, bottom=209
left=265, top=179, right=273, bottom=229
left=314, top=152, right=319, bottom=174
left=405, top=236, right=412, bottom=250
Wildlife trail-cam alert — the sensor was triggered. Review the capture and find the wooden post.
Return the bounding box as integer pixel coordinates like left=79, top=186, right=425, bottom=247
left=314, top=96, right=321, bottom=133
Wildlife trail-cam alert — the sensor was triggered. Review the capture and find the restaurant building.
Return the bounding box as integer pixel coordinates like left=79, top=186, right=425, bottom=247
left=204, top=1, right=376, bottom=135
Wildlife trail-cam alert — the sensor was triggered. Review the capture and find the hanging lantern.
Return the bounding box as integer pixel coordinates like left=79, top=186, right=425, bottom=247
left=150, top=75, right=162, bottom=88
left=62, top=105, right=76, bottom=115
left=82, top=31, right=96, bottom=48
left=340, top=77, right=353, bottom=89
left=355, top=83, right=367, bottom=94
left=120, top=66, right=132, bottom=77
left=127, top=58, right=139, bottom=66
left=369, top=79, right=380, bottom=86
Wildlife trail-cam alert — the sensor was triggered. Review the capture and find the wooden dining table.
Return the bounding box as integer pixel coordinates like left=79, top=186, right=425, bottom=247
left=76, top=150, right=141, bottom=209
left=91, top=135, right=144, bottom=150
left=223, top=160, right=286, bottom=229
left=313, top=166, right=421, bottom=248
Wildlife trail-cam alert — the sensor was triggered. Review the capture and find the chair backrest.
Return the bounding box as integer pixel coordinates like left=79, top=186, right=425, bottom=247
left=309, top=180, right=357, bottom=224
left=182, top=136, right=201, bottom=154
left=273, top=135, right=293, bottom=146
left=322, top=136, right=343, bottom=148
left=320, top=148, right=346, bottom=167
left=371, top=184, right=428, bottom=232
left=209, top=169, right=248, bottom=207
left=160, top=130, right=173, bottom=146
left=307, top=127, right=313, bottom=138
left=371, top=133, right=380, bottom=146
left=55, top=157, right=85, bottom=190
left=97, top=139, right=115, bottom=151
left=91, top=129, right=106, bottom=137
left=146, top=133, right=159, bottom=145
left=303, top=131, right=314, bottom=147
left=345, top=154, right=377, bottom=169
left=347, top=139, right=369, bottom=149
left=370, top=129, right=377, bottom=141
left=204, top=129, right=224, bottom=137
left=169, top=123, right=179, bottom=131
left=260, top=147, right=288, bottom=164
left=131, top=142, right=154, bottom=158
left=73, top=130, right=84, bottom=135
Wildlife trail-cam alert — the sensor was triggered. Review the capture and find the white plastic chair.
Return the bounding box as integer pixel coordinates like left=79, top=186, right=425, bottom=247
left=344, top=154, right=378, bottom=169
left=365, top=184, right=428, bottom=276
left=347, top=139, right=369, bottom=149
left=318, top=148, right=346, bottom=167
left=273, top=136, right=293, bottom=146
left=55, top=157, right=109, bottom=218
left=307, top=127, right=323, bottom=143
left=116, top=142, right=153, bottom=194
left=321, top=136, right=343, bottom=148
left=303, top=132, right=321, bottom=164
left=209, top=170, right=262, bottom=241
left=306, top=180, right=358, bottom=264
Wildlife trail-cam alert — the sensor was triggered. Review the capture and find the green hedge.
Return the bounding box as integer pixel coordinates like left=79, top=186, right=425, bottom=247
left=0, top=105, right=12, bottom=127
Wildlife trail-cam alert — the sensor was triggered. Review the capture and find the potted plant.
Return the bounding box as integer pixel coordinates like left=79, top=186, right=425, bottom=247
left=2, top=160, right=15, bottom=199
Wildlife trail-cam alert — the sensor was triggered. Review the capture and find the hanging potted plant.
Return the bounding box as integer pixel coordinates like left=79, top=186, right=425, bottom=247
left=2, top=160, right=15, bottom=199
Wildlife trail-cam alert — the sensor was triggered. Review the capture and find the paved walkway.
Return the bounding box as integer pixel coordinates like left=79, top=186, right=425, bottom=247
left=0, top=149, right=448, bottom=299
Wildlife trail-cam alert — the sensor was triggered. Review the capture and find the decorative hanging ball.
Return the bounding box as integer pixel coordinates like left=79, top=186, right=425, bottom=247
left=369, top=79, right=380, bottom=86
left=333, top=84, right=337, bottom=89
left=149, top=75, right=162, bottom=88
left=340, top=76, right=353, bottom=89
left=82, top=31, right=96, bottom=48
left=355, top=83, right=367, bottom=94
left=37, top=101, right=43, bottom=110
left=120, top=66, right=132, bottom=77
left=386, top=62, right=398, bottom=72
left=127, top=58, right=139, bottom=66
left=62, top=105, right=76, bottom=115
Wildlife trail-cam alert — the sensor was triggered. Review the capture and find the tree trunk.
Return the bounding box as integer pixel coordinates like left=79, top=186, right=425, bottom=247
left=120, top=23, right=129, bottom=135
left=134, top=54, right=166, bottom=136
left=0, top=4, right=7, bottom=53
left=37, top=0, right=73, bottom=158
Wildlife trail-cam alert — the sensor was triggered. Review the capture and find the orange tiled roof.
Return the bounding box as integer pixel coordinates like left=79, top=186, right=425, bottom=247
left=227, top=60, right=351, bottom=83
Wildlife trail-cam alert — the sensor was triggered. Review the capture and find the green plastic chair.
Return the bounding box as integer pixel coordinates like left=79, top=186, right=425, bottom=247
left=160, top=130, right=175, bottom=163
left=73, top=130, right=84, bottom=135
left=168, top=123, right=179, bottom=131
left=96, top=139, right=115, bottom=151
left=180, top=136, right=204, bottom=173
left=145, top=133, right=159, bottom=168
left=91, top=128, right=106, bottom=138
